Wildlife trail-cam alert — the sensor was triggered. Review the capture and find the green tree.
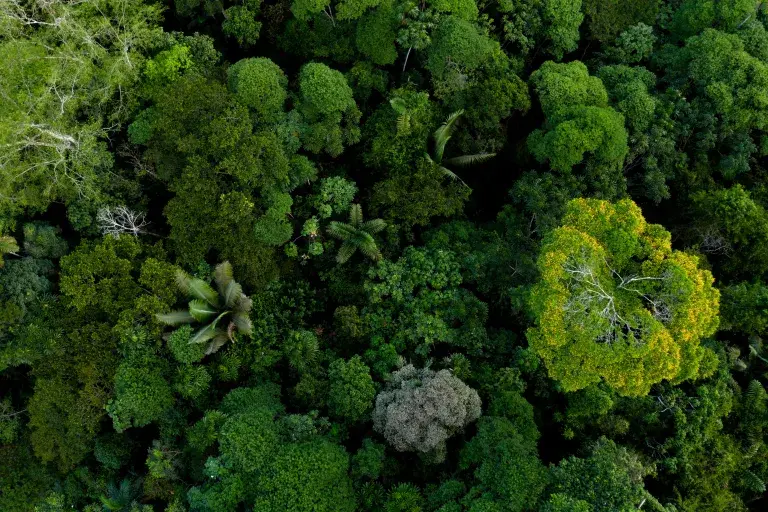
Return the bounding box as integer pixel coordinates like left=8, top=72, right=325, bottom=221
left=296, top=62, right=361, bottom=156
left=527, top=198, right=720, bottom=395
left=227, top=57, right=287, bottom=123
left=528, top=61, right=629, bottom=177
left=328, top=355, right=376, bottom=422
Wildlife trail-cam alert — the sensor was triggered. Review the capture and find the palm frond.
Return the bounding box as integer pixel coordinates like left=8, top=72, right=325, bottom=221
left=189, top=299, right=218, bottom=322
left=223, top=280, right=243, bottom=309
left=443, top=152, right=496, bottom=167
left=433, top=110, right=464, bottom=163
left=174, top=270, right=191, bottom=295
left=235, top=295, right=253, bottom=314
left=362, top=218, right=387, bottom=234
left=214, top=261, right=234, bottom=295
left=336, top=241, right=358, bottom=264
left=327, top=221, right=358, bottom=241
left=187, top=278, right=220, bottom=307
left=205, top=333, right=230, bottom=355
left=438, top=166, right=469, bottom=188
left=357, top=238, right=383, bottom=262
left=156, top=310, right=195, bottom=326
left=349, top=203, right=364, bottom=226
left=232, top=311, right=253, bottom=335
left=189, top=316, right=227, bottom=345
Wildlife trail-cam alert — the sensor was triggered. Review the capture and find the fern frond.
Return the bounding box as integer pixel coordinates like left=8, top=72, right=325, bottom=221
left=362, top=218, right=387, bottom=234
left=327, top=222, right=357, bottom=241
left=187, top=278, right=220, bottom=307
left=438, top=166, right=469, bottom=188
left=189, top=299, right=218, bottom=322
left=223, top=280, right=243, bottom=309
left=443, top=152, right=496, bottom=167
left=214, top=261, right=234, bottom=295
left=336, top=242, right=358, bottom=264
left=156, top=310, right=195, bottom=326
left=349, top=204, right=364, bottom=226
left=390, top=97, right=408, bottom=114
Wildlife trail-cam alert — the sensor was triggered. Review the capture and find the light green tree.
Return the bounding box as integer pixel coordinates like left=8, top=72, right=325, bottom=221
left=527, top=198, right=720, bottom=395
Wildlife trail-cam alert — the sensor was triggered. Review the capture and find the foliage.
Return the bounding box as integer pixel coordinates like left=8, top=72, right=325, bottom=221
left=527, top=198, right=720, bottom=395
left=373, top=364, right=481, bottom=461
left=156, top=261, right=253, bottom=355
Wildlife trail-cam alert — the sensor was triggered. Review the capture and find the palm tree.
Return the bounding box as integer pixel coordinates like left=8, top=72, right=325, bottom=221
left=100, top=478, right=142, bottom=511
left=0, top=235, right=19, bottom=268
left=425, top=109, right=496, bottom=187
left=156, top=261, right=253, bottom=355
left=327, top=204, right=386, bottom=264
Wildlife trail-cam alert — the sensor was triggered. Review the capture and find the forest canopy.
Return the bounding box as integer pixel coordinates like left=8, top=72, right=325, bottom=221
left=1, top=0, right=768, bottom=511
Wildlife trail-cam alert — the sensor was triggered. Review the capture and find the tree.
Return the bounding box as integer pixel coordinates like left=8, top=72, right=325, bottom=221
left=528, top=61, right=629, bottom=177
left=527, top=198, right=720, bottom=395
left=0, top=0, right=162, bottom=215
left=327, top=204, right=386, bottom=263
left=546, top=438, right=656, bottom=511
left=373, top=364, right=481, bottom=461
left=296, top=62, right=361, bottom=156
left=328, top=356, right=376, bottom=422
left=156, top=261, right=253, bottom=355
left=222, top=0, right=263, bottom=46
left=227, top=58, right=287, bottom=123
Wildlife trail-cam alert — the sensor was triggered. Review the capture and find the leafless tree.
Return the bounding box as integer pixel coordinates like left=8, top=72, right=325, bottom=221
left=97, top=205, right=149, bottom=237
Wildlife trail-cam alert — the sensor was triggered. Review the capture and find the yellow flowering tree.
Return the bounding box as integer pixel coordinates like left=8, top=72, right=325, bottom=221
left=527, top=198, right=720, bottom=396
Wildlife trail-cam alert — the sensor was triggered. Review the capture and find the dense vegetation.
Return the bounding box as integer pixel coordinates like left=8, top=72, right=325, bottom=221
left=2, top=0, right=768, bottom=510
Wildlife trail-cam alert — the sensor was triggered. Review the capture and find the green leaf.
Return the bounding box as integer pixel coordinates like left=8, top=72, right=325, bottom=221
left=336, top=242, right=358, bottom=264
left=349, top=204, right=364, bottom=226
left=433, top=110, right=463, bottom=163
left=189, top=299, right=218, bottom=322
left=174, top=270, right=191, bottom=295
left=443, top=152, right=496, bottom=167
left=205, top=333, right=230, bottom=355
left=327, top=222, right=357, bottom=241
left=214, top=261, right=234, bottom=295
left=188, top=278, right=220, bottom=307
left=438, top=166, right=469, bottom=188
left=223, top=280, right=243, bottom=309
left=232, top=312, right=253, bottom=335
left=189, top=322, right=222, bottom=345
left=156, top=310, right=195, bottom=326
left=362, top=219, right=386, bottom=234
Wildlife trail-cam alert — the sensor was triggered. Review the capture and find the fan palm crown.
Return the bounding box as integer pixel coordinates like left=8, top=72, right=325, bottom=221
left=156, top=261, right=253, bottom=355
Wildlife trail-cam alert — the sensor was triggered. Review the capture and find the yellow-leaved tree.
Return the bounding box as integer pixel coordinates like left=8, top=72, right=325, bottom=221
left=527, top=198, right=720, bottom=396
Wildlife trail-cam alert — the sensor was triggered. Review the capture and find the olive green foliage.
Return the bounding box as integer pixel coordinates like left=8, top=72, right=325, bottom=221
left=297, top=62, right=362, bottom=156
left=529, top=61, right=629, bottom=176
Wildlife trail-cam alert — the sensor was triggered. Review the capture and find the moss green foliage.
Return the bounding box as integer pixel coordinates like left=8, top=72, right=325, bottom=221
left=5, top=2, right=768, bottom=511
